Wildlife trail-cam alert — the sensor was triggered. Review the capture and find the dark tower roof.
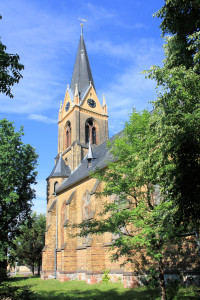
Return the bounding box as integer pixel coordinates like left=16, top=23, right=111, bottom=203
left=70, top=32, right=95, bottom=100
left=48, top=154, right=71, bottom=179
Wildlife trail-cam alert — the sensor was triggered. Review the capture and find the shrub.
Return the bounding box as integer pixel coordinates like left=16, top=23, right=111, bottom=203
left=0, top=282, right=34, bottom=300
left=102, top=269, right=111, bottom=283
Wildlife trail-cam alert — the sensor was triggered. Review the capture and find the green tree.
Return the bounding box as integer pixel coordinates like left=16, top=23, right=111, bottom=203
left=0, top=119, right=38, bottom=279
left=75, top=110, right=182, bottom=300
left=155, top=0, right=200, bottom=70
left=0, top=16, right=24, bottom=98
left=145, top=0, right=200, bottom=229
left=146, top=65, right=200, bottom=232
left=11, top=213, right=46, bottom=275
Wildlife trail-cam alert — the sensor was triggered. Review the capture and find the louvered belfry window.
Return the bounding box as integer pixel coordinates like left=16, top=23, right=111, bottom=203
left=85, top=119, right=97, bottom=144
left=66, top=121, right=71, bottom=148
left=92, top=127, right=96, bottom=144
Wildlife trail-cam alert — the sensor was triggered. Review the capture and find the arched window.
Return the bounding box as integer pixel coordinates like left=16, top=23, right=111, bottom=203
left=85, top=124, right=90, bottom=144
left=54, top=181, right=59, bottom=193
left=85, top=119, right=97, bottom=145
left=65, top=121, right=71, bottom=148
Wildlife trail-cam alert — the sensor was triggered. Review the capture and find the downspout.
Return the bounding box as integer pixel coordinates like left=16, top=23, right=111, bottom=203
left=54, top=192, right=58, bottom=279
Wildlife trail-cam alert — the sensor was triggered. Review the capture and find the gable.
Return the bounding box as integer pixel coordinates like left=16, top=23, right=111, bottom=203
left=81, top=85, right=104, bottom=115
left=59, top=88, right=74, bottom=121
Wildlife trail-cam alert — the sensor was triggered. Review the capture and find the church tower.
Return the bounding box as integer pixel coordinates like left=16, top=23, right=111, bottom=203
left=57, top=25, right=108, bottom=172
left=43, top=25, right=110, bottom=281
left=46, top=23, right=109, bottom=222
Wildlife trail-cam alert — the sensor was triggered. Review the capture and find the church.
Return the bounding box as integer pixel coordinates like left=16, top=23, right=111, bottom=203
left=41, top=25, right=199, bottom=287
left=41, top=25, right=136, bottom=286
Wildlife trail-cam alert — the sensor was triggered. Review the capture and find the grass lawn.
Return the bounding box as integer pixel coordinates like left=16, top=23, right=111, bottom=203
left=3, top=276, right=200, bottom=300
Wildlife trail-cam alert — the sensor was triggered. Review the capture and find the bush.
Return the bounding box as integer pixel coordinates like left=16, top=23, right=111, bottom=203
left=102, top=269, right=111, bottom=283
left=0, top=281, right=34, bottom=300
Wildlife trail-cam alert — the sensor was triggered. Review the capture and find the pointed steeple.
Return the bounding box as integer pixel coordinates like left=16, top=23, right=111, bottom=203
left=70, top=30, right=95, bottom=100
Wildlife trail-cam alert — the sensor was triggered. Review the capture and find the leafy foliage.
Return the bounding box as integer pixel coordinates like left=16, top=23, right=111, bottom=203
left=10, top=213, right=46, bottom=275
left=0, top=281, right=34, bottom=300
left=76, top=109, right=183, bottom=261
left=145, top=66, right=200, bottom=230
left=155, top=0, right=200, bottom=37
left=74, top=110, right=179, bottom=300
left=0, top=16, right=24, bottom=98
left=102, top=269, right=111, bottom=283
left=155, top=0, right=200, bottom=69
left=145, top=0, right=200, bottom=230
left=0, top=119, right=38, bottom=277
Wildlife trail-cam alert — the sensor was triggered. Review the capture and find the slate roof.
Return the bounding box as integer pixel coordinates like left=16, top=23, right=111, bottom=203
left=48, top=153, right=71, bottom=179
left=70, top=32, right=95, bottom=100
left=56, top=132, right=122, bottom=194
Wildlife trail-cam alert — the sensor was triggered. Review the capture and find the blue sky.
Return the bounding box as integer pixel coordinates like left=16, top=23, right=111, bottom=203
left=1, top=0, right=165, bottom=214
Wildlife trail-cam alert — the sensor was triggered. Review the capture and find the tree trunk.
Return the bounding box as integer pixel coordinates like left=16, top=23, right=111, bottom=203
left=32, top=264, right=34, bottom=275
left=37, top=265, right=40, bottom=276
left=0, top=258, right=7, bottom=280
left=158, top=257, right=167, bottom=300
left=0, top=243, right=8, bottom=280
left=37, top=258, right=41, bottom=276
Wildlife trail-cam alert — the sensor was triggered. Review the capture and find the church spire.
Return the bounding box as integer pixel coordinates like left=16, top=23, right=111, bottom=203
left=70, top=26, right=95, bottom=100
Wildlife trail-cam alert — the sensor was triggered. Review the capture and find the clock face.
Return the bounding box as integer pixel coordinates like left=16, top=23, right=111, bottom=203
left=87, top=98, right=96, bottom=108
left=65, top=102, right=70, bottom=112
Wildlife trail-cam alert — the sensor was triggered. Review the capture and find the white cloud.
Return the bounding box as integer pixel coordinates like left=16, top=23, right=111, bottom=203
left=84, top=3, right=145, bottom=31
left=0, top=0, right=163, bottom=120
left=28, top=114, right=57, bottom=124
left=94, top=38, right=163, bottom=135
left=88, top=40, right=133, bottom=59
left=105, top=69, right=158, bottom=135
left=89, top=37, right=162, bottom=61
left=85, top=3, right=117, bottom=21
left=0, top=0, right=77, bottom=115
left=131, top=23, right=146, bottom=29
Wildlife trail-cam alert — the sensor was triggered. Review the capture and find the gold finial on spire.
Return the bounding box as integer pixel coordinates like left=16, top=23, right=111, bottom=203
left=78, top=18, right=87, bottom=35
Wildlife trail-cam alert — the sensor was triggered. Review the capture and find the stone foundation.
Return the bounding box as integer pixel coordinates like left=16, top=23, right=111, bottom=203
left=41, top=270, right=200, bottom=288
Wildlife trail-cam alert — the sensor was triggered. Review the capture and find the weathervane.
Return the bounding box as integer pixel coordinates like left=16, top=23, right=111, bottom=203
left=78, top=18, right=87, bottom=35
